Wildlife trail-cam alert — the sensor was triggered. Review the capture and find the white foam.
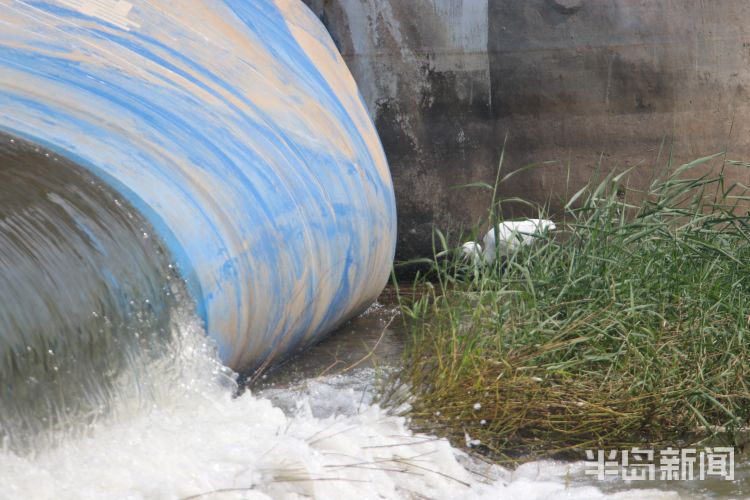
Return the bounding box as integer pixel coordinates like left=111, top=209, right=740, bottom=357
left=0, top=314, right=678, bottom=499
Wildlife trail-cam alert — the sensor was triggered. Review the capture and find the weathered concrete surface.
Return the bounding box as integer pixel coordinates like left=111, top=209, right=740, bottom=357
left=303, top=0, right=750, bottom=259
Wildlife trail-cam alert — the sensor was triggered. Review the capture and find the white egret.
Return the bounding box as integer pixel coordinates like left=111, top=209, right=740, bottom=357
left=461, top=219, right=556, bottom=265
left=483, top=219, right=556, bottom=264
left=460, top=241, right=483, bottom=266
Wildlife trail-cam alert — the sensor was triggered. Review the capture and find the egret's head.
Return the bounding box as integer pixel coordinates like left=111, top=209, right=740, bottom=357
left=461, top=241, right=482, bottom=254
left=460, top=241, right=483, bottom=263
left=540, top=220, right=556, bottom=232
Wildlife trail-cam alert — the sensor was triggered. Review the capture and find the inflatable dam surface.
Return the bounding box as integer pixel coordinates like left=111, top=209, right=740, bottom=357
left=0, top=0, right=396, bottom=436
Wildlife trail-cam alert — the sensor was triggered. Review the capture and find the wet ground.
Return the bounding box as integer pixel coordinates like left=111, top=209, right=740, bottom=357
left=250, top=290, right=406, bottom=391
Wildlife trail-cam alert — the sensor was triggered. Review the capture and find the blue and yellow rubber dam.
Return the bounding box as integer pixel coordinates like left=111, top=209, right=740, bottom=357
left=0, top=0, right=396, bottom=444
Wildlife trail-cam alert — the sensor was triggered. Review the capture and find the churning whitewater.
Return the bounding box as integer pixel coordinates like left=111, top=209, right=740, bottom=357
left=0, top=304, right=674, bottom=500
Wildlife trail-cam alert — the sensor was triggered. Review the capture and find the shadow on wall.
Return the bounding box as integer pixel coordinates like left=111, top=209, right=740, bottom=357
left=303, top=0, right=750, bottom=260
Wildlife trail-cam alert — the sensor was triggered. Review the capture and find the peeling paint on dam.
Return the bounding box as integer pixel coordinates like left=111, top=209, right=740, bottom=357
left=304, top=0, right=750, bottom=259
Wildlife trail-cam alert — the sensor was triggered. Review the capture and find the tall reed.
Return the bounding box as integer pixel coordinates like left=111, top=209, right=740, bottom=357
left=385, top=152, right=750, bottom=463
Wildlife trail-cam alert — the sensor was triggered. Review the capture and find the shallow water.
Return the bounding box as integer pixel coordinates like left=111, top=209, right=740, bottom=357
left=251, top=299, right=405, bottom=390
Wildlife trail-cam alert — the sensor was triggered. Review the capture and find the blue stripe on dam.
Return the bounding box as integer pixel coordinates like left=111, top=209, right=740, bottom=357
left=0, top=0, right=396, bottom=371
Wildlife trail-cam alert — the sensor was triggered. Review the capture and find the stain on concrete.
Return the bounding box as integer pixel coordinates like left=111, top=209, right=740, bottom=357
left=547, top=0, right=583, bottom=16
left=304, top=0, right=750, bottom=260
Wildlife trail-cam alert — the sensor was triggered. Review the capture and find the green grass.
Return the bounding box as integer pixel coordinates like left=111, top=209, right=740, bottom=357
left=383, top=152, right=750, bottom=464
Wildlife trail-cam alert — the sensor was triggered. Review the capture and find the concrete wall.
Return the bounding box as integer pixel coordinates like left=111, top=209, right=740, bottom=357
left=303, top=0, right=750, bottom=259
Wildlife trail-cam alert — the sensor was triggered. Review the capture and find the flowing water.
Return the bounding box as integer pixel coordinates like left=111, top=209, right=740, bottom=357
left=0, top=134, right=194, bottom=453
left=0, top=297, right=675, bottom=500
left=0, top=135, right=737, bottom=498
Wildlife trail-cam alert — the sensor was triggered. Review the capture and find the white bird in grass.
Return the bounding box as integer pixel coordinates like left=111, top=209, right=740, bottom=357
left=460, top=241, right=483, bottom=266
left=462, top=219, right=556, bottom=265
